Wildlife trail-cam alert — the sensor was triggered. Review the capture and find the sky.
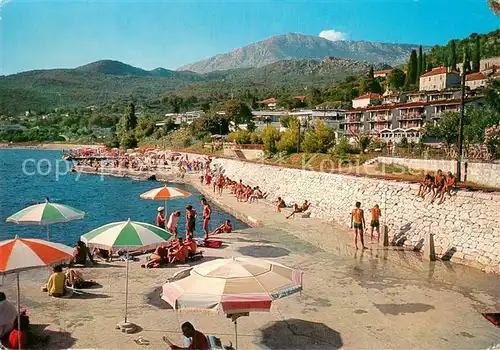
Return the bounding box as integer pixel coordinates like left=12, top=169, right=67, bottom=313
left=0, top=0, right=499, bottom=75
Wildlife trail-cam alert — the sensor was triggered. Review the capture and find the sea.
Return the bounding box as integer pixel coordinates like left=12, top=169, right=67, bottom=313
left=0, top=149, right=246, bottom=245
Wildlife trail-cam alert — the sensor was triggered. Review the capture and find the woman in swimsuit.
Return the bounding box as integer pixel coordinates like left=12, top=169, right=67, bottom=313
left=185, top=204, right=197, bottom=239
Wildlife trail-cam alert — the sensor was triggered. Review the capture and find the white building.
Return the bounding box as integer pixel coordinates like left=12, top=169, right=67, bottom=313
left=465, top=72, right=488, bottom=90
left=419, top=66, right=461, bottom=91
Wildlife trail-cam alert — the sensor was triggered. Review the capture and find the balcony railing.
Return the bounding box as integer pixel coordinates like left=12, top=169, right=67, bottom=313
left=369, top=116, right=390, bottom=122
left=346, top=117, right=361, bottom=123
left=398, top=113, right=424, bottom=120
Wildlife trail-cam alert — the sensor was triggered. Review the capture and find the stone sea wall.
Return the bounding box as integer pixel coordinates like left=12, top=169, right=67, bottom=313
left=377, top=157, right=500, bottom=189
left=210, top=157, right=500, bottom=272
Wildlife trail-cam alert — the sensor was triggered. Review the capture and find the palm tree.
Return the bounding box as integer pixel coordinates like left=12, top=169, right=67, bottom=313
left=489, top=0, right=500, bottom=14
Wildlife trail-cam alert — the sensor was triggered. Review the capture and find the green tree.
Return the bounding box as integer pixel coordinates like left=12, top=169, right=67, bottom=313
left=448, top=40, right=457, bottom=70
left=120, top=131, right=138, bottom=149
left=423, top=54, right=427, bottom=73
left=165, top=96, right=184, bottom=113
left=368, top=66, right=374, bottom=79
left=135, top=118, right=155, bottom=140
left=406, top=50, right=418, bottom=86
left=262, top=124, right=280, bottom=154
left=280, top=115, right=295, bottom=128
left=307, top=88, right=324, bottom=108
left=190, top=112, right=230, bottom=138
left=224, top=100, right=253, bottom=125
left=417, top=46, right=423, bottom=78
left=359, top=135, right=371, bottom=153
left=301, top=120, right=336, bottom=153
left=472, top=36, right=481, bottom=73
left=388, top=68, right=406, bottom=91
left=228, top=130, right=252, bottom=144
left=121, top=103, right=137, bottom=132
left=276, top=123, right=299, bottom=154
left=463, top=47, right=472, bottom=74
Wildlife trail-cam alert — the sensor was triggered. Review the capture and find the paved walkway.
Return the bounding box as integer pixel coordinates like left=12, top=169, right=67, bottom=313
left=1, top=174, right=499, bottom=349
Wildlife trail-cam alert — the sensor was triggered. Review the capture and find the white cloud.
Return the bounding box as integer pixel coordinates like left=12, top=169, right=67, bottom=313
left=319, top=29, right=348, bottom=42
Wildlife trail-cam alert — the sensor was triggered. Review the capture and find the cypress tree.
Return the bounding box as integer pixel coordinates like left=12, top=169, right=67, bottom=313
left=472, top=36, right=481, bottom=73
left=463, top=47, right=471, bottom=74
left=368, top=66, right=374, bottom=79
left=417, top=45, right=423, bottom=78
left=406, top=50, right=418, bottom=85
left=422, top=54, right=427, bottom=73
left=448, top=40, right=457, bottom=71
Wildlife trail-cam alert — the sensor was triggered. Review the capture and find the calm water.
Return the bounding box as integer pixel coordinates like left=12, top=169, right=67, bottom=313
left=0, top=149, right=246, bottom=245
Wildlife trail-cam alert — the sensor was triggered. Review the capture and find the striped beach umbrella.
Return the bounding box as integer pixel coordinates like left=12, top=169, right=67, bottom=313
left=139, top=185, right=191, bottom=216
left=161, top=257, right=303, bottom=349
left=81, top=220, right=172, bottom=324
left=6, top=199, right=85, bottom=240
left=0, top=237, right=74, bottom=349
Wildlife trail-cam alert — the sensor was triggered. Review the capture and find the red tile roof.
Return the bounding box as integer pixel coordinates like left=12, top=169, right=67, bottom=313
left=466, top=72, right=487, bottom=81
left=295, top=96, right=306, bottom=102
left=429, top=99, right=461, bottom=106
left=261, top=98, right=277, bottom=104
left=420, top=66, right=459, bottom=78
left=374, top=69, right=393, bottom=75
left=352, top=93, right=382, bottom=101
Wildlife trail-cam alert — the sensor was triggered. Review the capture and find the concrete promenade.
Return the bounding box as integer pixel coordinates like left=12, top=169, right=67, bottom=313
left=1, top=171, right=499, bottom=349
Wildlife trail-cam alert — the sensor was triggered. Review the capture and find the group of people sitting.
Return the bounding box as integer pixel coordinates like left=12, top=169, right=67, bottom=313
left=275, top=198, right=311, bottom=219
left=41, top=265, right=97, bottom=297
left=225, top=179, right=268, bottom=203
left=142, top=237, right=198, bottom=269
left=417, top=169, right=457, bottom=204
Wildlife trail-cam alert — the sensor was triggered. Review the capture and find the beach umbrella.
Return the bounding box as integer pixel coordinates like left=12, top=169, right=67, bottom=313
left=139, top=185, right=191, bottom=217
left=81, top=220, right=172, bottom=325
left=6, top=199, right=85, bottom=240
left=161, top=257, right=303, bottom=349
left=0, top=237, right=74, bottom=349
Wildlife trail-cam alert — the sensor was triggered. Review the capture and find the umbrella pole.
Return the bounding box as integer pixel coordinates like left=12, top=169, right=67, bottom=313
left=47, top=225, right=50, bottom=241
left=16, top=273, right=21, bottom=350
left=234, top=320, right=238, bottom=350
left=165, top=199, right=168, bottom=218
left=125, top=251, right=129, bottom=323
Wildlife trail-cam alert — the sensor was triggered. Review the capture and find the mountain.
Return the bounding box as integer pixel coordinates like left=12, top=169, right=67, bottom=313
left=0, top=58, right=386, bottom=113
left=178, top=33, right=425, bottom=74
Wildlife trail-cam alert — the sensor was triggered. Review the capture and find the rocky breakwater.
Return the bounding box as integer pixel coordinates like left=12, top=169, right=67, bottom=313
left=211, top=157, right=500, bottom=273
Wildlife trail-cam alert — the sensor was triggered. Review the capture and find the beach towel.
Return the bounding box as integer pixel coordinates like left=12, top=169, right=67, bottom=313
left=483, top=313, right=500, bottom=327
left=195, top=239, right=223, bottom=248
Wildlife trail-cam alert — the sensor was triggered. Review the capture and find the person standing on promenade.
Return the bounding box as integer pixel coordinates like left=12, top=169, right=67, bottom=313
left=185, top=205, right=197, bottom=239
left=156, top=206, right=166, bottom=229
left=201, top=198, right=212, bottom=241
left=351, top=202, right=367, bottom=250
left=369, top=204, right=382, bottom=243
left=167, top=210, right=181, bottom=239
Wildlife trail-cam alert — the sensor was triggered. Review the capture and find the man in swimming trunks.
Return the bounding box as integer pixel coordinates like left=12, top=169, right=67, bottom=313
left=201, top=198, right=212, bottom=241
left=431, top=169, right=445, bottom=203
left=167, top=210, right=181, bottom=239
left=210, top=220, right=232, bottom=236
left=438, top=171, right=457, bottom=204
left=286, top=200, right=310, bottom=219
left=351, top=201, right=367, bottom=250
left=275, top=197, right=286, bottom=213
left=369, top=204, right=382, bottom=243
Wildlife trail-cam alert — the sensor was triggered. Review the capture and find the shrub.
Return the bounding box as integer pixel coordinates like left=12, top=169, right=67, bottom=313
left=301, top=120, right=336, bottom=153
left=276, top=126, right=299, bottom=154
left=228, top=130, right=251, bottom=144
left=359, top=135, right=372, bottom=153
left=262, top=125, right=280, bottom=154
left=334, top=138, right=359, bottom=155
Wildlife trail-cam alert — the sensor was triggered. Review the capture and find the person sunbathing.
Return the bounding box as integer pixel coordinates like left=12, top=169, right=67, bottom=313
left=210, top=220, right=233, bottom=236
left=286, top=200, right=310, bottom=219
left=168, top=240, right=190, bottom=264
left=184, top=237, right=197, bottom=256
left=93, top=247, right=113, bottom=262
left=275, top=197, right=286, bottom=213
left=65, top=269, right=98, bottom=289
left=144, top=245, right=169, bottom=268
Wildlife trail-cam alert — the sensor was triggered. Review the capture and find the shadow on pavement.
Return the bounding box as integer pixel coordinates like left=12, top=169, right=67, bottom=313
left=259, top=319, right=343, bottom=349
left=145, top=287, right=173, bottom=310
left=238, top=245, right=290, bottom=258
left=29, top=323, right=77, bottom=349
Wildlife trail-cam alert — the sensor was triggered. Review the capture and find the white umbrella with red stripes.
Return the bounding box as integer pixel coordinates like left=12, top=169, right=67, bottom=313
left=0, top=236, right=74, bottom=349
